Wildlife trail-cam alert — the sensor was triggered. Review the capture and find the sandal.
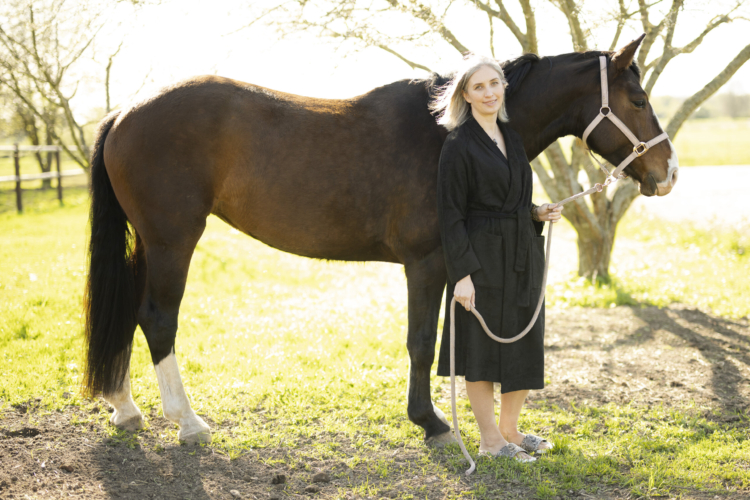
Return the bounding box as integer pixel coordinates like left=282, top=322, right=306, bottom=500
left=519, top=434, right=554, bottom=454
left=480, top=443, right=537, bottom=463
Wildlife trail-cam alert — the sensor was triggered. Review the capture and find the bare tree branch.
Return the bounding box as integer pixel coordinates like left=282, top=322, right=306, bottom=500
left=105, top=41, right=123, bottom=113
left=644, top=0, right=740, bottom=94
left=550, top=0, right=589, bottom=51
left=491, top=0, right=524, bottom=46
left=386, top=0, right=469, bottom=54
left=518, top=0, right=537, bottom=54
left=666, top=43, right=750, bottom=139
left=487, top=12, right=495, bottom=58
left=377, top=43, right=433, bottom=71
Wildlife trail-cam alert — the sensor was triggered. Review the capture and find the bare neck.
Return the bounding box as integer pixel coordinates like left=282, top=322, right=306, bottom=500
left=471, top=108, right=500, bottom=136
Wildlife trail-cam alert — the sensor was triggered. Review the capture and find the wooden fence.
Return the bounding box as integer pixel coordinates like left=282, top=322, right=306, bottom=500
left=0, top=144, right=85, bottom=213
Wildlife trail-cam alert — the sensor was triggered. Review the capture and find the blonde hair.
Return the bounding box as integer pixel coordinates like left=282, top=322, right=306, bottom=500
left=430, top=55, right=509, bottom=130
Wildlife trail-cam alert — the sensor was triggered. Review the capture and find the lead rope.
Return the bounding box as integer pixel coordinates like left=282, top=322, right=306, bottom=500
left=449, top=176, right=618, bottom=475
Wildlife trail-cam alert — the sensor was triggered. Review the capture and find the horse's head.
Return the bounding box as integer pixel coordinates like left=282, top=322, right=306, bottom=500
left=582, top=35, right=678, bottom=196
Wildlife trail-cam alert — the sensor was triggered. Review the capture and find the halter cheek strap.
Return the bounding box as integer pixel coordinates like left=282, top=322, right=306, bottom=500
left=581, top=56, right=669, bottom=179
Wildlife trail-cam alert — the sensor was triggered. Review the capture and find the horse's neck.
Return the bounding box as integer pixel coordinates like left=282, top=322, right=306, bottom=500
left=510, top=59, right=595, bottom=160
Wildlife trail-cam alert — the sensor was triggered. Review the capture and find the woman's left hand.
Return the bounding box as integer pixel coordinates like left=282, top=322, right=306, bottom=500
left=536, top=203, right=563, bottom=222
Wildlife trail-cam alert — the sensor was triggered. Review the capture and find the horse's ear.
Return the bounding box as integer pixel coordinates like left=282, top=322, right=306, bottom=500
left=611, top=34, right=646, bottom=77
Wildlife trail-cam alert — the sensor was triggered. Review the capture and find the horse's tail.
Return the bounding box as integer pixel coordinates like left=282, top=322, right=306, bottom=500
left=82, top=110, right=138, bottom=398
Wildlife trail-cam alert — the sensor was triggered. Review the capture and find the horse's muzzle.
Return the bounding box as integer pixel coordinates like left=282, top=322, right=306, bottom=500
left=656, top=165, right=678, bottom=196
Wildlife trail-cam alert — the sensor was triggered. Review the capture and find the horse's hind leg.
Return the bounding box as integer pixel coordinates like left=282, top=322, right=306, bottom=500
left=404, top=247, right=455, bottom=446
left=103, top=371, right=143, bottom=431
left=138, top=224, right=210, bottom=444
left=102, top=234, right=147, bottom=431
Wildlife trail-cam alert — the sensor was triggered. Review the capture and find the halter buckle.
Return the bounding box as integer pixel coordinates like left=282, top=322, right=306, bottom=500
left=633, top=142, right=649, bottom=157
left=600, top=106, right=611, bottom=116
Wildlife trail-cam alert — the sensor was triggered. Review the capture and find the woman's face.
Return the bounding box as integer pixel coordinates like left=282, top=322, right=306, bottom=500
left=462, top=65, right=505, bottom=118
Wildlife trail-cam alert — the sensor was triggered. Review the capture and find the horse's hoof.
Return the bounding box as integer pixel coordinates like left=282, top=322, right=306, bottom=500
left=178, top=429, right=212, bottom=445
left=111, top=413, right=144, bottom=432
left=425, top=431, right=457, bottom=448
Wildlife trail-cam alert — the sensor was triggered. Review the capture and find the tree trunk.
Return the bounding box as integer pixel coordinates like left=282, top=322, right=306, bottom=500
left=534, top=140, right=640, bottom=283
left=576, top=220, right=614, bottom=282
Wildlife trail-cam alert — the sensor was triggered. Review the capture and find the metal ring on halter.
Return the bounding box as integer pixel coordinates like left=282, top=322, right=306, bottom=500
left=633, top=142, right=649, bottom=157
left=600, top=106, right=611, bottom=116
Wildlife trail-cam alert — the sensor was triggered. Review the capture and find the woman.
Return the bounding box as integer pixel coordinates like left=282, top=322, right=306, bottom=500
left=431, top=55, right=563, bottom=462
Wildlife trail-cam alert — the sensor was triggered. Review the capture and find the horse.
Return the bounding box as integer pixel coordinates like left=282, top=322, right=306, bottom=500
left=83, top=34, right=678, bottom=445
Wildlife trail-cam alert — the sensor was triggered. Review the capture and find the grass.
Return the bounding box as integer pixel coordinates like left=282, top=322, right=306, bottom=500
left=671, top=118, right=750, bottom=166
left=547, top=212, right=750, bottom=319
left=0, top=193, right=748, bottom=498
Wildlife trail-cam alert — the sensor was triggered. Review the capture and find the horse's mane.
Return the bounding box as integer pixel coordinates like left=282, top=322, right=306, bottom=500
left=423, top=53, right=544, bottom=98
left=501, top=53, right=543, bottom=96
left=422, top=50, right=642, bottom=97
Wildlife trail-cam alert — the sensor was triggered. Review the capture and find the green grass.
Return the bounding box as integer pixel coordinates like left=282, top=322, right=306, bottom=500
left=672, top=118, right=750, bottom=166
left=0, top=196, right=748, bottom=498
left=547, top=213, right=750, bottom=319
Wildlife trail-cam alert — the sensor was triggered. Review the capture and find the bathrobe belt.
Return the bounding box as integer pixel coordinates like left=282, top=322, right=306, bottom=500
left=466, top=208, right=537, bottom=331
left=466, top=209, right=532, bottom=273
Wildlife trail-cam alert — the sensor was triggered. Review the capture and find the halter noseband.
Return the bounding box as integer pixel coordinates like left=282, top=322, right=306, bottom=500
left=582, top=56, right=669, bottom=179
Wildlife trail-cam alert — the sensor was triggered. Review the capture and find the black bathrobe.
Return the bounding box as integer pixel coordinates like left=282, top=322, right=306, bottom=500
left=436, top=115, right=546, bottom=393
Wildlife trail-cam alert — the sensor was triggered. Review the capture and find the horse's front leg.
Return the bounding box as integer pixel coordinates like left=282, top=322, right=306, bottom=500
left=404, top=247, right=455, bottom=446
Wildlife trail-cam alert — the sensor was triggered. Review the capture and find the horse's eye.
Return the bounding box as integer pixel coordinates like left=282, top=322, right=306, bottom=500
left=633, top=99, right=646, bottom=108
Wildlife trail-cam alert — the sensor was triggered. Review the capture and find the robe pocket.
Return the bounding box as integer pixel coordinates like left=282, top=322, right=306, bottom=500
left=470, top=285, right=503, bottom=339
left=469, top=231, right=504, bottom=288
left=531, top=235, right=546, bottom=290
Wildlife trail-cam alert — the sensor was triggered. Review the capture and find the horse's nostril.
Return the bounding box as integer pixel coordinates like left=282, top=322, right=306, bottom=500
left=670, top=169, right=678, bottom=186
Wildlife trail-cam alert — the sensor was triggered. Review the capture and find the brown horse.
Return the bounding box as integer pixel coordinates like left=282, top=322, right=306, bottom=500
left=83, top=35, right=677, bottom=445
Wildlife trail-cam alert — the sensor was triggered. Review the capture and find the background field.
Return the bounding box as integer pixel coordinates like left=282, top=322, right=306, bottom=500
left=0, top=187, right=748, bottom=499
left=670, top=118, right=750, bottom=166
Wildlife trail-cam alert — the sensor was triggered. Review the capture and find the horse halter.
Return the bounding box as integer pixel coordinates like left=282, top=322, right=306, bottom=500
left=582, top=56, right=669, bottom=180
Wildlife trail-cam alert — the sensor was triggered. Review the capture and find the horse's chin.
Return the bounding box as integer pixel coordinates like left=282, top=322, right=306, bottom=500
left=637, top=173, right=659, bottom=197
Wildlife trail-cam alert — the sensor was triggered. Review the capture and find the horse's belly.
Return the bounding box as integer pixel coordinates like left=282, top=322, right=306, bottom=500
left=212, top=201, right=399, bottom=263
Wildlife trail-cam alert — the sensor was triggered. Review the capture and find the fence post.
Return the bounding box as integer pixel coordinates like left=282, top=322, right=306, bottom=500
left=14, top=143, right=22, bottom=214
left=56, top=149, right=63, bottom=205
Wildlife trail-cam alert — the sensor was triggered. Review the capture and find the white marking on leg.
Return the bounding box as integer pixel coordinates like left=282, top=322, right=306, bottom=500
left=103, top=370, right=144, bottom=431
left=154, top=351, right=211, bottom=443
left=433, top=402, right=450, bottom=426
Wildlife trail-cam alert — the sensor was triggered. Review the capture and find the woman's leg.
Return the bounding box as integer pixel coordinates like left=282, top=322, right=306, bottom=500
left=499, top=390, right=552, bottom=451
left=465, top=381, right=533, bottom=459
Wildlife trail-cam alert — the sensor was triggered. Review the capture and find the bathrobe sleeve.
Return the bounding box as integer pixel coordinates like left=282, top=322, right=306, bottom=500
left=437, top=133, right=481, bottom=284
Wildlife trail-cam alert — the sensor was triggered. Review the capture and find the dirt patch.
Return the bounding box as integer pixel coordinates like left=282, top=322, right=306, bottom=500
left=1, top=304, right=748, bottom=500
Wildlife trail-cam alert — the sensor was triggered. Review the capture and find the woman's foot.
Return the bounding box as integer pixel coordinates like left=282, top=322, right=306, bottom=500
left=479, top=437, right=535, bottom=462
left=502, top=430, right=553, bottom=454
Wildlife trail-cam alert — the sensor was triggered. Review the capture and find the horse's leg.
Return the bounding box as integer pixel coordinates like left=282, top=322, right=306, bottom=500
left=102, top=371, right=142, bottom=431
left=102, top=234, right=147, bottom=431
left=404, top=247, right=455, bottom=446
left=138, top=227, right=210, bottom=444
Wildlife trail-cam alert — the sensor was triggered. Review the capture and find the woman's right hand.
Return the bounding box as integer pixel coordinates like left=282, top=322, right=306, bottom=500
left=455, top=275, right=476, bottom=311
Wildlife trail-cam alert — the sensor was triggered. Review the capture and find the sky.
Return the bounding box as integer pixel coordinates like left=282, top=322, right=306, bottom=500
left=79, top=0, right=750, bottom=115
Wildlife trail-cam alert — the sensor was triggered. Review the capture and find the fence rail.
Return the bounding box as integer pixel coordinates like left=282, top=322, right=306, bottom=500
left=0, top=169, right=86, bottom=183
left=0, top=145, right=64, bottom=152
left=1, top=144, right=86, bottom=213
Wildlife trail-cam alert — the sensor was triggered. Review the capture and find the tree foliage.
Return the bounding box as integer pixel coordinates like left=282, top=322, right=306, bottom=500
left=0, top=0, right=120, bottom=172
